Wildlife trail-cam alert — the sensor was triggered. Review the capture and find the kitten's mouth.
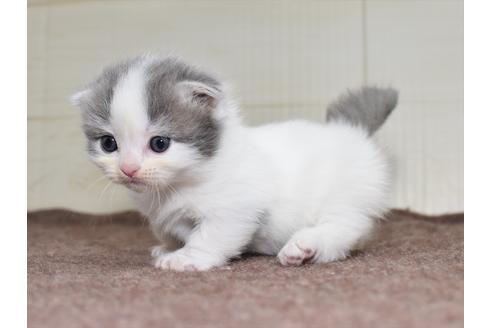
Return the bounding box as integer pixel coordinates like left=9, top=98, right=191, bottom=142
left=120, top=178, right=146, bottom=187
left=120, top=178, right=148, bottom=192
left=128, top=179, right=145, bottom=186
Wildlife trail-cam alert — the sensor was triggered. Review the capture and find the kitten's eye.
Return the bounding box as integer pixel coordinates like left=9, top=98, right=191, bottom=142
left=100, top=135, right=118, bottom=153
left=150, top=136, right=171, bottom=153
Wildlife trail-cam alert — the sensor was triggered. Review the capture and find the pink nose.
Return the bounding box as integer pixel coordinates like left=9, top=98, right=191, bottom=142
left=120, top=165, right=140, bottom=178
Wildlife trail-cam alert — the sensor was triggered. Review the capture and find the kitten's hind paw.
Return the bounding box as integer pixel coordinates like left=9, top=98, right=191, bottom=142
left=278, top=240, right=315, bottom=266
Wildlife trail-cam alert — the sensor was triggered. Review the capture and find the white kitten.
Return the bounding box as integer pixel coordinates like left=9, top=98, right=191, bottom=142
left=72, top=55, right=397, bottom=271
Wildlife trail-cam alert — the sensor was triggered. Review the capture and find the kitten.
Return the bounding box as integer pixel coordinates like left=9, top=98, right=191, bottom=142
left=72, top=55, right=397, bottom=271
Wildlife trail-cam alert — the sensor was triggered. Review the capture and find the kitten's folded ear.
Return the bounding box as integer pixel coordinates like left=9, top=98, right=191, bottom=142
left=70, top=88, right=92, bottom=108
left=177, top=81, right=222, bottom=110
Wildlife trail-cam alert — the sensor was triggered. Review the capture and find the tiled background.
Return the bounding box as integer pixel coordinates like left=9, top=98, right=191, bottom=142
left=28, top=0, right=463, bottom=214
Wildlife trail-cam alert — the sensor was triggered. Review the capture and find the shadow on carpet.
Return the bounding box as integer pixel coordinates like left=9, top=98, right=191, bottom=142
left=28, top=209, right=463, bottom=328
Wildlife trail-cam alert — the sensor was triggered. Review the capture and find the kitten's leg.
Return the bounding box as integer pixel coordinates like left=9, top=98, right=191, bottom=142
left=278, top=217, right=373, bottom=266
left=149, top=217, right=191, bottom=259
left=150, top=236, right=182, bottom=259
left=153, top=216, right=258, bottom=271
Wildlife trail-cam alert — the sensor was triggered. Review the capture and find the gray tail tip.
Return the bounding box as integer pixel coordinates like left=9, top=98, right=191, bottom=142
left=326, top=85, right=399, bottom=135
left=356, top=85, right=399, bottom=113
left=376, top=86, right=399, bottom=113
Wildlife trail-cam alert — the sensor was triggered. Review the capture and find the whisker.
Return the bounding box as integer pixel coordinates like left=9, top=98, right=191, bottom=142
left=155, top=183, right=162, bottom=209
left=109, top=183, right=116, bottom=211
left=160, top=183, right=172, bottom=201
left=85, top=175, right=108, bottom=192
left=99, top=180, right=113, bottom=200
left=150, top=183, right=157, bottom=212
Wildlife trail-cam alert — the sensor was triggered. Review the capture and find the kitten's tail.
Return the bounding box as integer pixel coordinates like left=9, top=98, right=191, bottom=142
left=326, top=86, right=398, bottom=135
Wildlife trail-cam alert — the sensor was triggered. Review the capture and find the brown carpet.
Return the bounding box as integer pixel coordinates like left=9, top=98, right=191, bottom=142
left=28, top=209, right=463, bottom=328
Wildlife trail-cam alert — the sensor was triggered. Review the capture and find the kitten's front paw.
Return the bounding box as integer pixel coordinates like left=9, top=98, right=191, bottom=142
left=153, top=250, right=222, bottom=272
left=150, top=245, right=170, bottom=258
left=278, top=239, right=316, bottom=266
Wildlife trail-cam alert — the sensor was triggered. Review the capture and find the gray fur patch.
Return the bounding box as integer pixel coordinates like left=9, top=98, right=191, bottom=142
left=326, top=86, right=398, bottom=135
left=73, top=58, right=141, bottom=154
left=145, top=58, right=222, bottom=157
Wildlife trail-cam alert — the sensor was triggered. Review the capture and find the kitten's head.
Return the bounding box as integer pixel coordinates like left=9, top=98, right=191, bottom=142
left=72, top=55, right=232, bottom=190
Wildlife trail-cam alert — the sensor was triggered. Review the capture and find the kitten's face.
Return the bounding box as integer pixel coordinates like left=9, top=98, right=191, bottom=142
left=72, top=57, right=224, bottom=191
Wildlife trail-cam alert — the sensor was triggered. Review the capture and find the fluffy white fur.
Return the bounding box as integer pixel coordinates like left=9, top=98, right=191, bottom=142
left=80, top=60, right=389, bottom=271
left=141, top=117, right=388, bottom=271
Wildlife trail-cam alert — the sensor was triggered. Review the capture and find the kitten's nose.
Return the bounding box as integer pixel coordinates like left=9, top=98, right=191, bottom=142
left=120, top=164, right=140, bottom=178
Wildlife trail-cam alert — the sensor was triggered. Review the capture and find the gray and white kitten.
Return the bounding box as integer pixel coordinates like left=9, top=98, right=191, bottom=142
left=72, top=55, right=397, bottom=271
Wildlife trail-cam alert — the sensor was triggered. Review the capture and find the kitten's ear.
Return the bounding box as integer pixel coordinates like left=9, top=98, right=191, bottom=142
left=177, top=81, right=222, bottom=110
left=70, top=89, right=92, bottom=108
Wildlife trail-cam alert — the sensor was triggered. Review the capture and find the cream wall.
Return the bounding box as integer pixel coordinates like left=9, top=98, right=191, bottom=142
left=27, top=0, right=463, bottom=214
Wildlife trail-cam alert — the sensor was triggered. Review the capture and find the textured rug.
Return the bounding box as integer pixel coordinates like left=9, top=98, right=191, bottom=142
left=27, top=209, right=463, bottom=328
